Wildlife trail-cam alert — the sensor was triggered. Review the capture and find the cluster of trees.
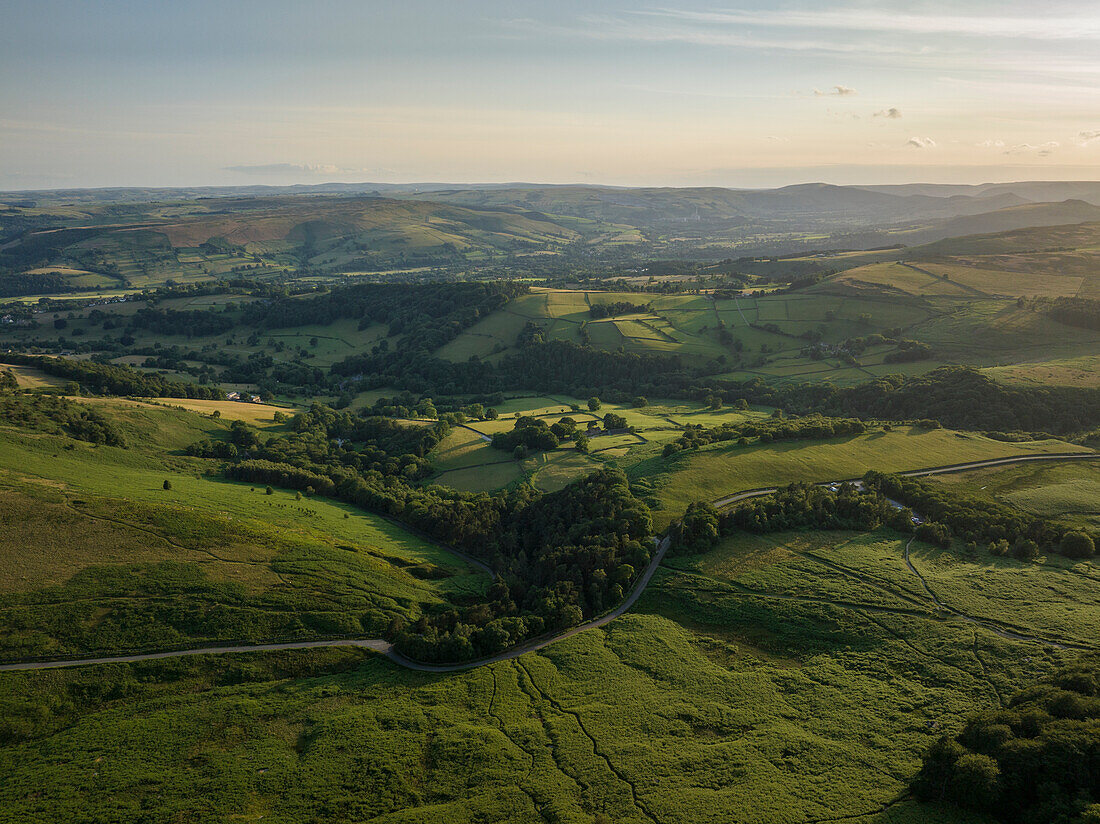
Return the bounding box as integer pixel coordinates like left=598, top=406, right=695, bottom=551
left=663, top=414, right=867, bottom=457
left=186, top=399, right=654, bottom=663
left=863, top=471, right=1096, bottom=560
left=0, top=272, right=70, bottom=297
left=0, top=353, right=224, bottom=399
left=244, top=282, right=526, bottom=353
left=883, top=339, right=933, bottom=363
left=588, top=300, right=650, bottom=319
left=914, top=654, right=1100, bottom=824
left=491, top=416, right=560, bottom=454
left=250, top=403, right=449, bottom=481
left=1030, top=296, right=1100, bottom=332
left=671, top=484, right=903, bottom=553
left=127, top=306, right=236, bottom=338
left=0, top=390, right=125, bottom=446
left=396, top=469, right=653, bottom=662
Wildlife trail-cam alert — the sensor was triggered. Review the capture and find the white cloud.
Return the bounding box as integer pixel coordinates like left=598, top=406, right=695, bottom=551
left=1004, top=142, right=1060, bottom=156
left=1078, top=130, right=1100, bottom=146
left=635, top=8, right=1100, bottom=42
left=765, top=136, right=790, bottom=143
left=814, top=85, right=857, bottom=97
left=874, top=108, right=902, bottom=119
left=906, top=137, right=936, bottom=149
left=225, top=162, right=357, bottom=176
left=976, top=139, right=1006, bottom=148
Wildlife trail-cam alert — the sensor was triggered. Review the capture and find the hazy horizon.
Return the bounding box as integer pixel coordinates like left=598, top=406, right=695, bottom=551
left=4, top=0, right=1100, bottom=191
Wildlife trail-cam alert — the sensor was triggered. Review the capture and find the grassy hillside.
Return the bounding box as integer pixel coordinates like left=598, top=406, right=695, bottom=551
left=927, top=459, right=1100, bottom=531
left=0, top=399, right=487, bottom=661
left=7, top=521, right=1099, bottom=822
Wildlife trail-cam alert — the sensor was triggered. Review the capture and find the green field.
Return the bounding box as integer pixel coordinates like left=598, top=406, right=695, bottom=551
left=8, top=522, right=1098, bottom=822
left=0, top=402, right=488, bottom=661
left=630, top=427, right=1092, bottom=527
left=928, top=459, right=1100, bottom=530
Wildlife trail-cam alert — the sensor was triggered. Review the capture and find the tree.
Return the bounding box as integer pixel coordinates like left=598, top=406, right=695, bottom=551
left=588, top=396, right=602, bottom=411
left=706, top=394, right=722, bottom=410
left=162, top=479, right=172, bottom=490
left=513, top=444, right=527, bottom=460
left=1011, top=538, right=1040, bottom=562
left=603, top=412, right=628, bottom=430
left=1060, top=531, right=1095, bottom=559
left=265, top=486, right=274, bottom=495
left=632, top=396, right=648, bottom=408
left=575, top=433, right=590, bottom=453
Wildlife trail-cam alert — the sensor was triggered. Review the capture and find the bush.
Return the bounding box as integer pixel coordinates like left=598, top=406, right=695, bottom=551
left=1060, top=531, right=1096, bottom=559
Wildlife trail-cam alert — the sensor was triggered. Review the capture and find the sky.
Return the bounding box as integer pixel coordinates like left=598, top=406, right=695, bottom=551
left=2, top=0, right=1099, bottom=190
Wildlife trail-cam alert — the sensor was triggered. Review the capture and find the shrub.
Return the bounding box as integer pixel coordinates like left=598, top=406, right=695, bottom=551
left=1060, top=531, right=1096, bottom=559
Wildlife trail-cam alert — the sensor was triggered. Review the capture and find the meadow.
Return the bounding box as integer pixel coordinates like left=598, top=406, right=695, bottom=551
left=6, top=521, right=1096, bottom=823
left=0, top=401, right=488, bottom=661
left=928, top=459, right=1100, bottom=530
left=628, top=427, right=1091, bottom=528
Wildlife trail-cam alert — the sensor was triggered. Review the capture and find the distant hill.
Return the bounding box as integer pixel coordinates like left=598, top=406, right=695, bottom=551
left=0, top=196, right=623, bottom=289
left=889, top=199, right=1100, bottom=247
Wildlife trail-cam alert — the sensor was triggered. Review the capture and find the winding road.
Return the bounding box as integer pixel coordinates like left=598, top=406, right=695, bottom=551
left=0, top=451, right=1094, bottom=674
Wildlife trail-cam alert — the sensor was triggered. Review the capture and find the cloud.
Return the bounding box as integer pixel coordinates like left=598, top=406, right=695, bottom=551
left=225, top=162, right=354, bottom=176
left=976, top=139, right=1006, bottom=148
left=874, top=108, right=902, bottom=119
left=634, top=8, right=1100, bottom=42
left=1004, top=142, right=1059, bottom=156
left=1078, top=130, right=1100, bottom=146
left=905, top=137, right=936, bottom=149
left=765, top=136, right=790, bottom=143
left=813, top=85, right=857, bottom=97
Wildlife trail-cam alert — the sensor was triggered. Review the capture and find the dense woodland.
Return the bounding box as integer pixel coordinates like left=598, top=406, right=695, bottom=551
left=915, top=655, right=1100, bottom=824
left=671, top=483, right=905, bottom=553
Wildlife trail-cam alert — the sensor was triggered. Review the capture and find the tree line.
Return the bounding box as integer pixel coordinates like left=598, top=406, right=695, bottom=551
left=663, top=413, right=867, bottom=457
left=863, top=471, right=1096, bottom=560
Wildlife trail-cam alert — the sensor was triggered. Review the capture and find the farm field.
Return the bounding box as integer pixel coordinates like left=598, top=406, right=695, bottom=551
left=630, top=427, right=1094, bottom=528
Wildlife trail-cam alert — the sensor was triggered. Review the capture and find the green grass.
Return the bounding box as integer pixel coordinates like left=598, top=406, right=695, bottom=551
left=10, top=522, right=1089, bottom=822
left=928, top=459, right=1100, bottom=530
left=0, top=402, right=489, bottom=659
left=630, top=426, right=1092, bottom=528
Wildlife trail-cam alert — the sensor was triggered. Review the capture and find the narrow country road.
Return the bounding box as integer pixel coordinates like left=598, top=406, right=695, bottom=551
left=1, top=451, right=1093, bottom=674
